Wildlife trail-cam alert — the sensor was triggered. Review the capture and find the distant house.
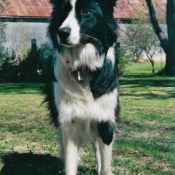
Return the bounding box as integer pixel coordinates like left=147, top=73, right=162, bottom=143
left=114, top=0, right=166, bottom=22
left=0, top=0, right=166, bottom=60
left=0, top=0, right=52, bottom=56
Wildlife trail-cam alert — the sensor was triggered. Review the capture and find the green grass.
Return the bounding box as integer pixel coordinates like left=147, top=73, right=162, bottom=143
left=0, top=62, right=175, bottom=175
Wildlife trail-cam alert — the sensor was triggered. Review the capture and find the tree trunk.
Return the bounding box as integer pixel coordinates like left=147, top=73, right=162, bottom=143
left=165, top=0, right=175, bottom=75
left=147, top=55, right=155, bottom=74
left=145, top=0, right=175, bottom=76
left=165, top=54, right=175, bottom=76
left=150, top=60, right=155, bottom=74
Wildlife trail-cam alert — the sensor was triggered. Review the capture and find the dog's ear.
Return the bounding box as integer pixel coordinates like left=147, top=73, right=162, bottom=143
left=97, top=0, right=117, bottom=14
left=50, top=0, right=60, bottom=5
left=50, top=0, right=55, bottom=4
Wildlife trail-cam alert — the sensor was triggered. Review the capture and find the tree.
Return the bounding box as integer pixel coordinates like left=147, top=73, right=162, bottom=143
left=141, top=37, right=158, bottom=74
left=145, top=0, right=175, bottom=76
left=122, top=21, right=143, bottom=62
left=115, top=44, right=128, bottom=77
left=120, top=17, right=159, bottom=74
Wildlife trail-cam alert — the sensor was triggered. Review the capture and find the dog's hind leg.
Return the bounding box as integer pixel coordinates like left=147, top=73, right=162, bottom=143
left=99, top=138, right=113, bottom=175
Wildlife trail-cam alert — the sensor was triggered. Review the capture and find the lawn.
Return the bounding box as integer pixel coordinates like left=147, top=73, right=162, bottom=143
left=0, top=62, right=175, bottom=175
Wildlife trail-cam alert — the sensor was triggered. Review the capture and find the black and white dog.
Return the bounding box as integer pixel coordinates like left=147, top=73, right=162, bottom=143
left=45, top=0, right=119, bottom=174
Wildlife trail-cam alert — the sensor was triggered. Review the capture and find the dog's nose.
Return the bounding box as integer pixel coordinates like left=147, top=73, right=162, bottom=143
left=58, top=27, right=71, bottom=42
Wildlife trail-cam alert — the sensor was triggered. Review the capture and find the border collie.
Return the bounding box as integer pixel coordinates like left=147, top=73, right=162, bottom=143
left=45, top=0, right=119, bottom=174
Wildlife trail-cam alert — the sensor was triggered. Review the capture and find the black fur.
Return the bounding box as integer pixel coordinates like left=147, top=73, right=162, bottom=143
left=45, top=0, right=120, bottom=139
left=48, top=0, right=118, bottom=53
left=43, top=82, right=59, bottom=127
left=98, top=121, right=115, bottom=145
left=76, top=0, right=118, bottom=53
left=90, top=58, right=119, bottom=99
left=48, top=0, right=66, bottom=51
left=42, top=56, right=59, bottom=127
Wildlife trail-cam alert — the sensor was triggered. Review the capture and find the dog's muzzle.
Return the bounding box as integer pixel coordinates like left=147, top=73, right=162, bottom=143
left=58, top=27, right=71, bottom=45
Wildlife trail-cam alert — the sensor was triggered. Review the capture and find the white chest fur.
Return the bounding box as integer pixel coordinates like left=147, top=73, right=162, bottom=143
left=53, top=44, right=117, bottom=124
left=57, top=44, right=104, bottom=71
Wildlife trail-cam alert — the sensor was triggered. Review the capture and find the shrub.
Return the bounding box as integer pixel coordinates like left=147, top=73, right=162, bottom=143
left=115, top=45, right=129, bottom=77
left=0, top=42, right=53, bottom=83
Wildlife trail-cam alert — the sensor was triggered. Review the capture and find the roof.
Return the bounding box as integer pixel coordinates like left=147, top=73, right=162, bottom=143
left=113, top=0, right=166, bottom=19
left=0, top=0, right=52, bottom=18
left=0, top=0, right=166, bottom=20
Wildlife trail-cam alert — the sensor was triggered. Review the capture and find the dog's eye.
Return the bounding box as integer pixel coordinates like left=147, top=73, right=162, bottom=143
left=81, top=9, right=91, bottom=16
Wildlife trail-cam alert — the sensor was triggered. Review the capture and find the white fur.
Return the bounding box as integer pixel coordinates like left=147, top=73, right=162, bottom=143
left=54, top=44, right=117, bottom=124
left=53, top=44, right=116, bottom=175
left=54, top=80, right=117, bottom=124
left=53, top=1, right=117, bottom=173
left=57, top=44, right=105, bottom=71
left=59, top=0, right=80, bottom=45
left=58, top=119, right=114, bottom=175
left=107, top=44, right=116, bottom=66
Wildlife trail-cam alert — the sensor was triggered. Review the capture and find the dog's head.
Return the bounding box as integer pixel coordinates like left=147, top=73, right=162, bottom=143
left=49, top=0, right=117, bottom=52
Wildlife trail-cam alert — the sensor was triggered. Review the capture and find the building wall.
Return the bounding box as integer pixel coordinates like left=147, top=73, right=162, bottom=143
left=3, top=21, right=166, bottom=62
left=4, top=22, right=50, bottom=56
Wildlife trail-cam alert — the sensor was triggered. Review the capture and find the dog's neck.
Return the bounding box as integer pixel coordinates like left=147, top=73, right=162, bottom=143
left=71, top=66, right=92, bottom=82
left=57, top=44, right=105, bottom=72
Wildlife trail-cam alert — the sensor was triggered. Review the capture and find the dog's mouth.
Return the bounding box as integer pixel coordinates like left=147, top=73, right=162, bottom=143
left=59, top=41, right=76, bottom=47
left=80, top=34, right=104, bottom=52
left=58, top=34, right=99, bottom=47
left=80, top=34, right=98, bottom=43
left=57, top=29, right=103, bottom=51
left=58, top=37, right=80, bottom=47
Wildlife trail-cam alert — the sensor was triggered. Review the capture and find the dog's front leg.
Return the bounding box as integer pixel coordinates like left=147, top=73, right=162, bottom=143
left=62, top=126, right=79, bottom=175
left=99, top=138, right=113, bottom=175
left=93, top=141, right=101, bottom=175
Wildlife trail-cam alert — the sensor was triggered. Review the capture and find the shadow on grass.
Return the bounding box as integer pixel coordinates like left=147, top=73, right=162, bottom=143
left=0, top=152, right=97, bottom=175
left=120, top=77, right=175, bottom=88
left=0, top=83, right=44, bottom=94
left=0, top=152, right=64, bottom=175
left=120, top=92, right=175, bottom=99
